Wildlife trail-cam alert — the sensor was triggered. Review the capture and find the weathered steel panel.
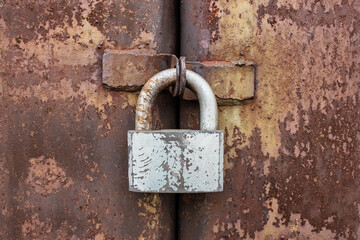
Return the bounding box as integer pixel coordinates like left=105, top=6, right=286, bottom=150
left=128, top=130, right=224, bottom=193
left=179, top=0, right=360, bottom=239
left=0, top=0, right=177, bottom=239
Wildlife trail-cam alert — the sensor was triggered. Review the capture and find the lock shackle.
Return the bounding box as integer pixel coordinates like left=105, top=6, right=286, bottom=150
left=135, top=68, right=218, bottom=131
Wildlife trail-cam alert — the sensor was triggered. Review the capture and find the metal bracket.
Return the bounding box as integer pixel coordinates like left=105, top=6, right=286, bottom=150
left=102, top=49, right=177, bottom=91
left=102, top=49, right=255, bottom=105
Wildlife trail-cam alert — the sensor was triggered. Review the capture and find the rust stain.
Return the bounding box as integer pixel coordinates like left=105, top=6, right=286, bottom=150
left=21, top=213, right=53, bottom=238
left=137, top=194, right=162, bottom=240
left=256, top=0, right=360, bottom=34
left=208, top=0, right=221, bottom=43
left=0, top=156, right=10, bottom=221
left=256, top=198, right=337, bottom=239
left=26, top=156, right=73, bottom=196
left=268, top=97, right=360, bottom=239
left=86, top=0, right=177, bottom=52
left=53, top=221, right=79, bottom=240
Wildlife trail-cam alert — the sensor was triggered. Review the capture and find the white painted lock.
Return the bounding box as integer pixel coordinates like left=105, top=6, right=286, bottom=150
left=128, top=69, right=224, bottom=193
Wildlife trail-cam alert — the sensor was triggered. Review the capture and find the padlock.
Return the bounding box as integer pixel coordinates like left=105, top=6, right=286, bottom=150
left=128, top=68, right=224, bottom=193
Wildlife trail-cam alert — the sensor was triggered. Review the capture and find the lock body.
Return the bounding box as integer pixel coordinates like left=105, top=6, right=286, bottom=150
left=128, top=130, right=224, bottom=193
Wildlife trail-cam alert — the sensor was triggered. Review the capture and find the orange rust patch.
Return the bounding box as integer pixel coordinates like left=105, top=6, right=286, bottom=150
left=25, top=156, right=73, bottom=196
left=21, top=213, right=52, bottom=238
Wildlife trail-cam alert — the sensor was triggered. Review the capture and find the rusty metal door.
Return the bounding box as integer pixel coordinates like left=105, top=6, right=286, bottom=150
left=0, top=1, right=178, bottom=239
left=1, top=1, right=360, bottom=240
left=178, top=1, right=360, bottom=240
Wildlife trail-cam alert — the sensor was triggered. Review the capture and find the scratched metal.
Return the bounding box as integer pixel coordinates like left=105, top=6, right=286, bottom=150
left=128, top=130, right=224, bottom=193
left=0, top=0, right=177, bottom=239
left=179, top=0, right=360, bottom=239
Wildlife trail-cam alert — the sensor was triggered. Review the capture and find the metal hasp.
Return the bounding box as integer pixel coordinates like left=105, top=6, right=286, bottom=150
left=128, top=69, right=224, bottom=193
left=102, top=49, right=177, bottom=91
left=102, top=49, right=255, bottom=105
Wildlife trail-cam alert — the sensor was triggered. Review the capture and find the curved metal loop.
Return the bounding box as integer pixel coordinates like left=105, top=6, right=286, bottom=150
left=178, top=57, right=186, bottom=96
left=135, top=68, right=218, bottom=131
left=171, top=57, right=186, bottom=97
left=171, top=59, right=180, bottom=97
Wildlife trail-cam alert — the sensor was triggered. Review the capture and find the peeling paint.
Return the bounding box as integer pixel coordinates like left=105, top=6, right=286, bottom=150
left=255, top=199, right=338, bottom=239
left=26, top=156, right=73, bottom=196
left=137, top=194, right=162, bottom=240
left=21, top=213, right=53, bottom=238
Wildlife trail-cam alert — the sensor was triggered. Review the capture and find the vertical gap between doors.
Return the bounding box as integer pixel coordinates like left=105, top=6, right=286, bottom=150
left=174, top=0, right=181, bottom=239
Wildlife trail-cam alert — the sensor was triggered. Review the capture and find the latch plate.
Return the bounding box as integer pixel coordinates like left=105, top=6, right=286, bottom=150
left=102, top=49, right=255, bottom=105
left=184, top=61, right=255, bottom=105
left=102, top=49, right=177, bottom=91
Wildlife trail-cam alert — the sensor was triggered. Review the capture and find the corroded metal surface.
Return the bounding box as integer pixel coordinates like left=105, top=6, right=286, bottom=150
left=184, top=61, right=255, bottom=105
left=102, top=49, right=177, bottom=91
left=0, top=0, right=177, bottom=239
left=180, top=0, right=360, bottom=239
